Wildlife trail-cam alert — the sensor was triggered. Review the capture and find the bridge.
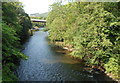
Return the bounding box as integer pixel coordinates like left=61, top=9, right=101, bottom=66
left=31, top=19, right=46, bottom=23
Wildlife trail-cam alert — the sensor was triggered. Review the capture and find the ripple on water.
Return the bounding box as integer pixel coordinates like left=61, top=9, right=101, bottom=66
left=17, top=30, right=116, bottom=82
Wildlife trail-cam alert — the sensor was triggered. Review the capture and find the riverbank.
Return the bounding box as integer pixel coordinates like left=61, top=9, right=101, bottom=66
left=49, top=41, right=119, bottom=82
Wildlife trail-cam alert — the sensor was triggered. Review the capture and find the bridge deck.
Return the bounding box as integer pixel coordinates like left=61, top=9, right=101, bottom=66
left=31, top=19, right=46, bottom=23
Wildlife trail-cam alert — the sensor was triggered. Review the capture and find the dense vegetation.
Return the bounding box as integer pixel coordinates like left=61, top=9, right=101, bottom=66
left=2, top=2, right=32, bottom=81
left=47, top=2, right=120, bottom=79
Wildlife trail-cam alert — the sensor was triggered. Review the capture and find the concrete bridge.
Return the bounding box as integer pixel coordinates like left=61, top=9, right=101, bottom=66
left=31, top=19, right=46, bottom=23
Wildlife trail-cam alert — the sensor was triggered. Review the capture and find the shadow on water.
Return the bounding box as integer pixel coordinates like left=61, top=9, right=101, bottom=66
left=16, top=28, right=118, bottom=83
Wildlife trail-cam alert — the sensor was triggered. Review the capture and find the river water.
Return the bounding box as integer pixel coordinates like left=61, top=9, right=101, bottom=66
left=17, top=28, right=116, bottom=82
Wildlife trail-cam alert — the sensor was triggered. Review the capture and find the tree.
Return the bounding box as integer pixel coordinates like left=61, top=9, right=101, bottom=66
left=47, top=2, right=120, bottom=79
left=2, top=2, right=32, bottom=81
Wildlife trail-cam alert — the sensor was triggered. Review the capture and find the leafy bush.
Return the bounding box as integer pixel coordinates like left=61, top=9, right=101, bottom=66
left=47, top=2, right=120, bottom=79
left=2, top=23, right=28, bottom=81
left=2, top=2, right=31, bottom=81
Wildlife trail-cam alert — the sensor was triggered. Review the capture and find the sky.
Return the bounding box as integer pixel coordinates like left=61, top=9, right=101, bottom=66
left=19, top=0, right=56, bottom=14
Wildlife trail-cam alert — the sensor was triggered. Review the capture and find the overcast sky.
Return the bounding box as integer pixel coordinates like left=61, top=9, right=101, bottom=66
left=19, top=0, right=56, bottom=14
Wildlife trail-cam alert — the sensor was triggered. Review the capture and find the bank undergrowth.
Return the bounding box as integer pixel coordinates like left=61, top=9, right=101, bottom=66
left=47, top=2, right=120, bottom=80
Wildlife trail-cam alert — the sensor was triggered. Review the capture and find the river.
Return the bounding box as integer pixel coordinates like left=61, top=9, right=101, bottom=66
left=17, top=28, right=117, bottom=82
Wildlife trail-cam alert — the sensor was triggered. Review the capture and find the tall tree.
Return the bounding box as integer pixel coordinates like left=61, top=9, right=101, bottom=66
left=2, top=2, right=32, bottom=81
left=47, top=2, right=120, bottom=79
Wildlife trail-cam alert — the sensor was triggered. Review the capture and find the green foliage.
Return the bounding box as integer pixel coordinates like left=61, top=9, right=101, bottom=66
left=104, top=56, right=119, bottom=76
left=2, top=63, right=18, bottom=81
left=47, top=2, right=120, bottom=79
left=2, top=2, right=32, bottom=44
left=43, top=27, right=49, bottom=32
left=2, top=23, right=28, bottom=81
left=2, top=2, right=31, bottom=81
